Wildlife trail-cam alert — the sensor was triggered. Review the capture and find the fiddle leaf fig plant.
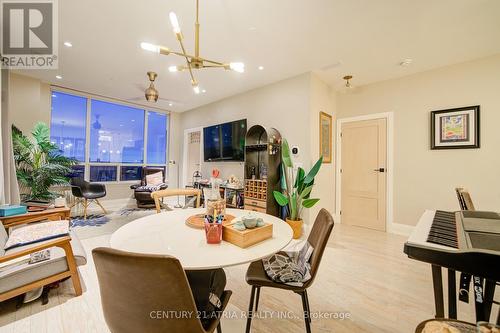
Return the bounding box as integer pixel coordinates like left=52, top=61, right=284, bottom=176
left=12, top=122, right=77, bottom=201
left=273, top=139, right=323, bottom=221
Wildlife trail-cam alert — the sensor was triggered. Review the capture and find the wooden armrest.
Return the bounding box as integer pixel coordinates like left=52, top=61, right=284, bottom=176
left=0, top=235, right=72, bottom=264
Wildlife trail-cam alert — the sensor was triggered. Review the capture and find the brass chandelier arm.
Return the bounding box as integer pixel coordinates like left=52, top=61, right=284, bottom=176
left=195, top=0, right=200, bottom=58
left=166, top=49, right=225, bottom=67
left=177, top=38, right=197, bottom=84
left=201, top=64, right=228, bottom=69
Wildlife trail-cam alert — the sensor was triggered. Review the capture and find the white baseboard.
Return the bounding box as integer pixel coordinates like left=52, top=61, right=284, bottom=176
left=387, top=223, right=414, bottom=237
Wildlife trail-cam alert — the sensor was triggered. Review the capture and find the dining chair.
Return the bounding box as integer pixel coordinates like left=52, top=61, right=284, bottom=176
left=151, top=188, right=202, bottom=213
left=244, top=208, right=334, bottom=333
left=455, top=187, right=475, bottom=211
left=92, top=247, right=232, bottom=333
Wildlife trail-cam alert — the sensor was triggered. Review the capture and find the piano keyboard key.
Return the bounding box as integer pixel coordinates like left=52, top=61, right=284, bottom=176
left=426, top=210, right=459, bottom=248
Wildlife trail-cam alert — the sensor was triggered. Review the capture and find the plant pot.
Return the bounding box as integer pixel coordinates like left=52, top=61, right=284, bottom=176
left=286, top=218, right=303, bottom=239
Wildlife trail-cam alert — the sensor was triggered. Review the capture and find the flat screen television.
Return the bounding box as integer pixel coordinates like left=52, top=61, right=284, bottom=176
left=204, top=119, right=247, bottom=162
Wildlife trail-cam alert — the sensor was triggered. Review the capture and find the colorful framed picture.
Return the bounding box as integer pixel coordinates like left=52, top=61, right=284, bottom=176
left=319, top=111, right=332, bottom=163
left=430, top=106, right=480, bottom=150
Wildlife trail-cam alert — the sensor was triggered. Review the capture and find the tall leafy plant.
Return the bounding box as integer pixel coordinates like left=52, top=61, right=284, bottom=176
left=273, top=139, right=323, bottom=221
left=12, top=122, right=77, bottom=201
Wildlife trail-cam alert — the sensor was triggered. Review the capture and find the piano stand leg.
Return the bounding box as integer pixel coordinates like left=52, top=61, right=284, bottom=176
left=448, top=269, right=457, bottom=319
left=483, top=279, right=496, bottom=323
left=432, top=265, right=445, bottom=318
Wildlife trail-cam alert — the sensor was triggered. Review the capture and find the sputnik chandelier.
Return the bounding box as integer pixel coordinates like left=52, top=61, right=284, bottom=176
left=140, top=0, right=245, bottom=94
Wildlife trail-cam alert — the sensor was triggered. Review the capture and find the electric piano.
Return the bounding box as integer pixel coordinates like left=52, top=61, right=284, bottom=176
left=404, top=210, right=500, bottom=322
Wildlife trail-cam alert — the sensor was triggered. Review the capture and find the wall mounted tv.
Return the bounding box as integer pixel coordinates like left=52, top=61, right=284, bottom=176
left=204, top=119, right=247, bottom=162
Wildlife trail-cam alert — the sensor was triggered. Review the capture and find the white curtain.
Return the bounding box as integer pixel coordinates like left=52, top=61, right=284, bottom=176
left=0, top=69, right=20, bottom=205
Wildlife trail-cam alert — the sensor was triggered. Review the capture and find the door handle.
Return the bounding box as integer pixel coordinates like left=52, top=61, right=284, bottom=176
left=373, top=168, right=385, bottom=173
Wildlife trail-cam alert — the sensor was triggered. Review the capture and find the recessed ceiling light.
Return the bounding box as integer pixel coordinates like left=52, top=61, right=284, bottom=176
left=55, top=75, right=62, bottom=79
left=63, top=41, right=73, bottom=47
left=168, top=102, right=173, bottom=106
left=399, top=58, right=413, bottom=66
left=202, top=89, right=206, bottom=93
left=258, top=66, right=264, bottom=70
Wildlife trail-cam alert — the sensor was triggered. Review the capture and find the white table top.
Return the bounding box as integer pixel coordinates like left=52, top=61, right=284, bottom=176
left=110, top=208, right=293, bottom=270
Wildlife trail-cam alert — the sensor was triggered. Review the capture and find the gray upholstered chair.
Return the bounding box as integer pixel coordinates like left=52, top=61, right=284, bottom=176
left=92, top=247, right=232, bottom=333
left=0, top=221, right=87, bottom=302
left=245, top=208, right=334, bottom=333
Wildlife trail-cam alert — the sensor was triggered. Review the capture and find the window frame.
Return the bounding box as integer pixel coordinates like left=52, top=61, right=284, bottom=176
left=50, top=87, right=170, bottom=184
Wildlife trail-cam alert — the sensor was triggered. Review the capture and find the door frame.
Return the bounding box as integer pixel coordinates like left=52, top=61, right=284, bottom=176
left=182, top=127, right=203, bottom=188
left=335, top=112, right=395, bottom=233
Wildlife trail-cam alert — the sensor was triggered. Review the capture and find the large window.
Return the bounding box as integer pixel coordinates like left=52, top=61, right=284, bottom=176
left=50, top=90, right=169, bottom=182
left=147, top=111, right=168, bottom=164
left=50, top=92, right=87, bottom=162
left=90, top=100, right=145, bottom=163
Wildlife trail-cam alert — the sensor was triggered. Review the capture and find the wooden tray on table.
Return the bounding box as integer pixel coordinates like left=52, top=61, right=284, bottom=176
left=223, top=222, right=273, bottom=248
left=185, top=214, right=235, bottom=229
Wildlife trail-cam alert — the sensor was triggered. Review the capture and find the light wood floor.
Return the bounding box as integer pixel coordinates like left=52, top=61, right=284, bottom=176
left=0, top=223, right=497, bottom=333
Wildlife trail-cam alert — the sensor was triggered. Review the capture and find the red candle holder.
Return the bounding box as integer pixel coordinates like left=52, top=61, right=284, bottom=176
left=204, top=221, right=223, bottom=244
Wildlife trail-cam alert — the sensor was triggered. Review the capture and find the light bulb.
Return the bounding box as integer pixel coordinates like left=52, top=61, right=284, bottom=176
left=169, top=12, right=181, bottom=34
left=140, top=42, right=160, bottom=54
left=168, top=65, right=179, bottom=72
left=193, top=85, right=200, bottom=94
left=229, top=62, right=245, bottom=73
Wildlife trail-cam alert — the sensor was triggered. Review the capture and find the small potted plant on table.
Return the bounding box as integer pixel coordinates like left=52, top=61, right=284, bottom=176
left=273, top=139, right=322, bottom=238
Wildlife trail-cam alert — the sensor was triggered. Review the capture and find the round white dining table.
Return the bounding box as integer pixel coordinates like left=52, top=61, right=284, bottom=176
left=110, top=208, right=293, bottom=270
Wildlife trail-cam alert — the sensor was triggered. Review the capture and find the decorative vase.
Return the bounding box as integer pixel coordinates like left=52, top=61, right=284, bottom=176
left=286, top=218, right=303, bottom=239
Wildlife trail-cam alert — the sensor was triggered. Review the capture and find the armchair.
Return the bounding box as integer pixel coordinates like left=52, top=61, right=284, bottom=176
left=0, top=221, right=86, bottom=302
left=131, top=166, right=168, bottom=208
left=69, top=177, right=107, bottom=219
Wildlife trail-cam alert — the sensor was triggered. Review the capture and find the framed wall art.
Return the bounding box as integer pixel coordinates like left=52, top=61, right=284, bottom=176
left=430, top=106, right=480, bottom=150
left=319, top=111, right=332, bottom=163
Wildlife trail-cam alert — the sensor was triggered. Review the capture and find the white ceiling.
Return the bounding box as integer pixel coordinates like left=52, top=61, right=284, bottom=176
left=16, top=0, right=500, bottom=112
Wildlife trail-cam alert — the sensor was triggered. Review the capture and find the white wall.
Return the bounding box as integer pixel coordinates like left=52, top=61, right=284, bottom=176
left=336, top=54, right=500, bottom=226
left=8, top=73, right=51, bottom=134
left=308, top=74, right=336, bottom=222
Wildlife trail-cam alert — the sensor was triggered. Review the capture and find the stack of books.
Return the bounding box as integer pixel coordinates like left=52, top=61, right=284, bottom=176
left=23, top=200, right=52, bottom=212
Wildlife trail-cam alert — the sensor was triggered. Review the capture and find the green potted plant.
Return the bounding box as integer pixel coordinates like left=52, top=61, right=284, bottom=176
left=12, top=122, right=77, bottom=202
left=273, top=139, right=323, bottom=238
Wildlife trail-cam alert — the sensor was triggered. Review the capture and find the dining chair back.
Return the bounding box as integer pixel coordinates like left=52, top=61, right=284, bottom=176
left=151, top=189, right=202, bottom=213
left=92, top=247, right=231, bottom=333
left=455, top=187, right=475, bottom=211
left=303, top=208, right=335, bottom=288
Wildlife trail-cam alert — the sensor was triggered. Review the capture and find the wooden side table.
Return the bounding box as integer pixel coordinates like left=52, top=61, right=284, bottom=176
left=0, top=207, right=71, bottom=229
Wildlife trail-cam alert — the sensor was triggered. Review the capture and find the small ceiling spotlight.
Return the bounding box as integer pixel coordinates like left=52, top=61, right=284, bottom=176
left=399, top=58, right=413, bottom=66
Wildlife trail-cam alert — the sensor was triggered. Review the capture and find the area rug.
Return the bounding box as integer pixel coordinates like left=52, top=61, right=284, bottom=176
left=71, top=207, right=157, bottom=240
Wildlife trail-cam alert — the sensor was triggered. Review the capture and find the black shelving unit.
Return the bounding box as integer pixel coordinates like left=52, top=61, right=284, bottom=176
left=244, top=125, right=282, bottom=216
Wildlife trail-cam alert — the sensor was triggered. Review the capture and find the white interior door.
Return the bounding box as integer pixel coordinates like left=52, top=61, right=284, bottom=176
left=340, top=118, right=387, bottom=231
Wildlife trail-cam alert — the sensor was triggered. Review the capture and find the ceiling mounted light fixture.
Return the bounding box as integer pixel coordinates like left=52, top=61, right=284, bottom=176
left=145, top=71, right=159, bottom=102
left=140, top=0, right=245, bottom=93
left=343, top=75, right=353, bottom=89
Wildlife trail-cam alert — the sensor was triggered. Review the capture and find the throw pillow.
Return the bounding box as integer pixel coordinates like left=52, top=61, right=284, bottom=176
left=146, top=171, right=163, bottom=186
